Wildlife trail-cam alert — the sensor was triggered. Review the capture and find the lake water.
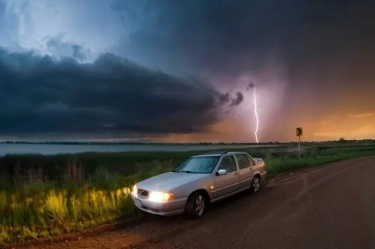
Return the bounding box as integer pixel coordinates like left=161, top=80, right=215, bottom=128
left=0, top=143, right=277, bottom=156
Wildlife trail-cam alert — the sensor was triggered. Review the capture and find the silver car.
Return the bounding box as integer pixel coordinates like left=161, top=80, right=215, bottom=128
left=131, top=151, right=266, bottom=218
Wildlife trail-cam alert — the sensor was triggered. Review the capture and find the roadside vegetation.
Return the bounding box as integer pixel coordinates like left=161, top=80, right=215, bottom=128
left=0, top=141, right=375, bottom=244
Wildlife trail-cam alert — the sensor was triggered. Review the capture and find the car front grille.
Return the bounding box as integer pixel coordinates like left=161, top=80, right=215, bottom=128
left=137, top=189, right=149, bottom=197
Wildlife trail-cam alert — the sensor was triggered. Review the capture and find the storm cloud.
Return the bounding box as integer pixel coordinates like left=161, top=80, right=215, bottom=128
left=1, top=0, right=375, bottom=142
left=0, top=48, right=243, bottom=135
left=112, top=0, right=375, bottom=82
left=46, top=36, right=92, bottom=62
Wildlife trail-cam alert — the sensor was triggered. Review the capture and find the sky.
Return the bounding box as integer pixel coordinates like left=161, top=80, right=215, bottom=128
left=0, top=0, right=374, bottom=143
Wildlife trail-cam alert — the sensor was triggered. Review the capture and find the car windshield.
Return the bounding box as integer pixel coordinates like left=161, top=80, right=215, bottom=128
left=172, top=156, right=220, bottom=174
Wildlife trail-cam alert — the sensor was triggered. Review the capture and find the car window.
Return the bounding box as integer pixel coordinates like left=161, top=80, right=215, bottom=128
left=246, top=155, right=256, bottom=166
left=173, top=156, right=220, bottom=174
left=218, top=156, right=237, bottom=172
left=236, top=154, right=251, bottom=169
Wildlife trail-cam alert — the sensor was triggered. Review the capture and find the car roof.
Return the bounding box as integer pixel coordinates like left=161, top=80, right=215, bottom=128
left=192, top=151, right=248, bottom=157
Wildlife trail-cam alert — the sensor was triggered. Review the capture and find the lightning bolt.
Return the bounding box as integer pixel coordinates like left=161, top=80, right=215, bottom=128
left=253, top=87, right=259, bottom=143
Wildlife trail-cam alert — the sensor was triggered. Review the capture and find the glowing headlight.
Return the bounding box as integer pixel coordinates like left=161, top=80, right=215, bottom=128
left=149, top=191, right=174, bottom=202
left=132, top=185, right=137, bottom=195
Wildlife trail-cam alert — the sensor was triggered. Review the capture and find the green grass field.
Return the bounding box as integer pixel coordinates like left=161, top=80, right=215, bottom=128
left=0, top=142, right=374, bottom=244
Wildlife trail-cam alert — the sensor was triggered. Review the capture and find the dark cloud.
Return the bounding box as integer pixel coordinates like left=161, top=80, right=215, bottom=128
left=1, top=0, right=375, bottom=141
left=230, top=92, right=243, bottom=107
left=246, top=82, right=255, bottom=92
left=0, top=48, right=243, bottom=135
left=111, top=0, right=375, bottom=131
left=46, top=36, right=91, bottom=62
left=113, top=0, right=375, bottom=81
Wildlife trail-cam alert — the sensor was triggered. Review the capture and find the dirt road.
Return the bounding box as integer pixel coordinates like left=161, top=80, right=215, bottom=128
left=19, top=156, right=375, bottom=249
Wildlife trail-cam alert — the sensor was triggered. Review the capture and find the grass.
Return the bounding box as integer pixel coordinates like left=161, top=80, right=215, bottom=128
left=265, top=145, right=375, bottom=174
left=0, top=184, right=138, bottom=243
left=0, top=142, right=374, bottom=244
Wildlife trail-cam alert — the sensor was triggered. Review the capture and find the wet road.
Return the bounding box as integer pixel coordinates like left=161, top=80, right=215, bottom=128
left=22, top=156, right=375, bottom=249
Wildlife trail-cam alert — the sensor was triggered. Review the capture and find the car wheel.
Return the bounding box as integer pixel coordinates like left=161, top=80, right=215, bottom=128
left=185, top=192, right=206, bottom=219
left=251, top=175, right=261, bottom=193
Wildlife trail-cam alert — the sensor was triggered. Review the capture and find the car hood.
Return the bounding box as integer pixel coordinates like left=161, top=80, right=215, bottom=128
left=136, top=172, right=209, bottom=192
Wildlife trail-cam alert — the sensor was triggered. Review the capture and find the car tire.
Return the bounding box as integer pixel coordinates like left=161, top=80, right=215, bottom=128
left=251, top=175, right=261, bottom=193
left=185, top=192, right=206, bottom=219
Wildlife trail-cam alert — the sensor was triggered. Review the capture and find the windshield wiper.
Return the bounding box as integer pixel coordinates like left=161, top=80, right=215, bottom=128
left=180, top=170, right=194, bottom=173
left=172, top=170, right=202, bottom=173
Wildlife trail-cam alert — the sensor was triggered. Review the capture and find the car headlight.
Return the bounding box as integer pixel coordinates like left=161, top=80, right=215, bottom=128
left=132, top=185, right=137, bottom=195
left=149, top=191, right=174, bottom=202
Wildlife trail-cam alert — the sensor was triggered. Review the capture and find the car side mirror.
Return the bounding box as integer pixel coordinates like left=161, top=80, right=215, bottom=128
left=216, top=169, right=228, bottom=176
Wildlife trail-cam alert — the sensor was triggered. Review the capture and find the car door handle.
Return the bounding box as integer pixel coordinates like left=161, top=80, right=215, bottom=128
left=234, top=172, right=239, bottom=175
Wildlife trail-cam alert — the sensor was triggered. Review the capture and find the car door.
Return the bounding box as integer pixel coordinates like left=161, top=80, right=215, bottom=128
left=212, top=155, right=240, bottom=200
left=235, top=153, right=254, bottom=190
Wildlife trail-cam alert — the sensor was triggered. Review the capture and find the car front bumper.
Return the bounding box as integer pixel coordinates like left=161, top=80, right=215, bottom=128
left=131, top=193, right=187, bottom=216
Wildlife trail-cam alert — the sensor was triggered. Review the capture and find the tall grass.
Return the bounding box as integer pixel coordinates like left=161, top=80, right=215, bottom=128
left=0, top=159, right=177, bottom=244
left=0, top=177, right=138, bottom=243
left=0, top=143, right=374, bottom=244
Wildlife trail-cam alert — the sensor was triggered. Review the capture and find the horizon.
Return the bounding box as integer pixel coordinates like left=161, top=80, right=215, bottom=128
left=1, top=138, right=373, bottom=145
